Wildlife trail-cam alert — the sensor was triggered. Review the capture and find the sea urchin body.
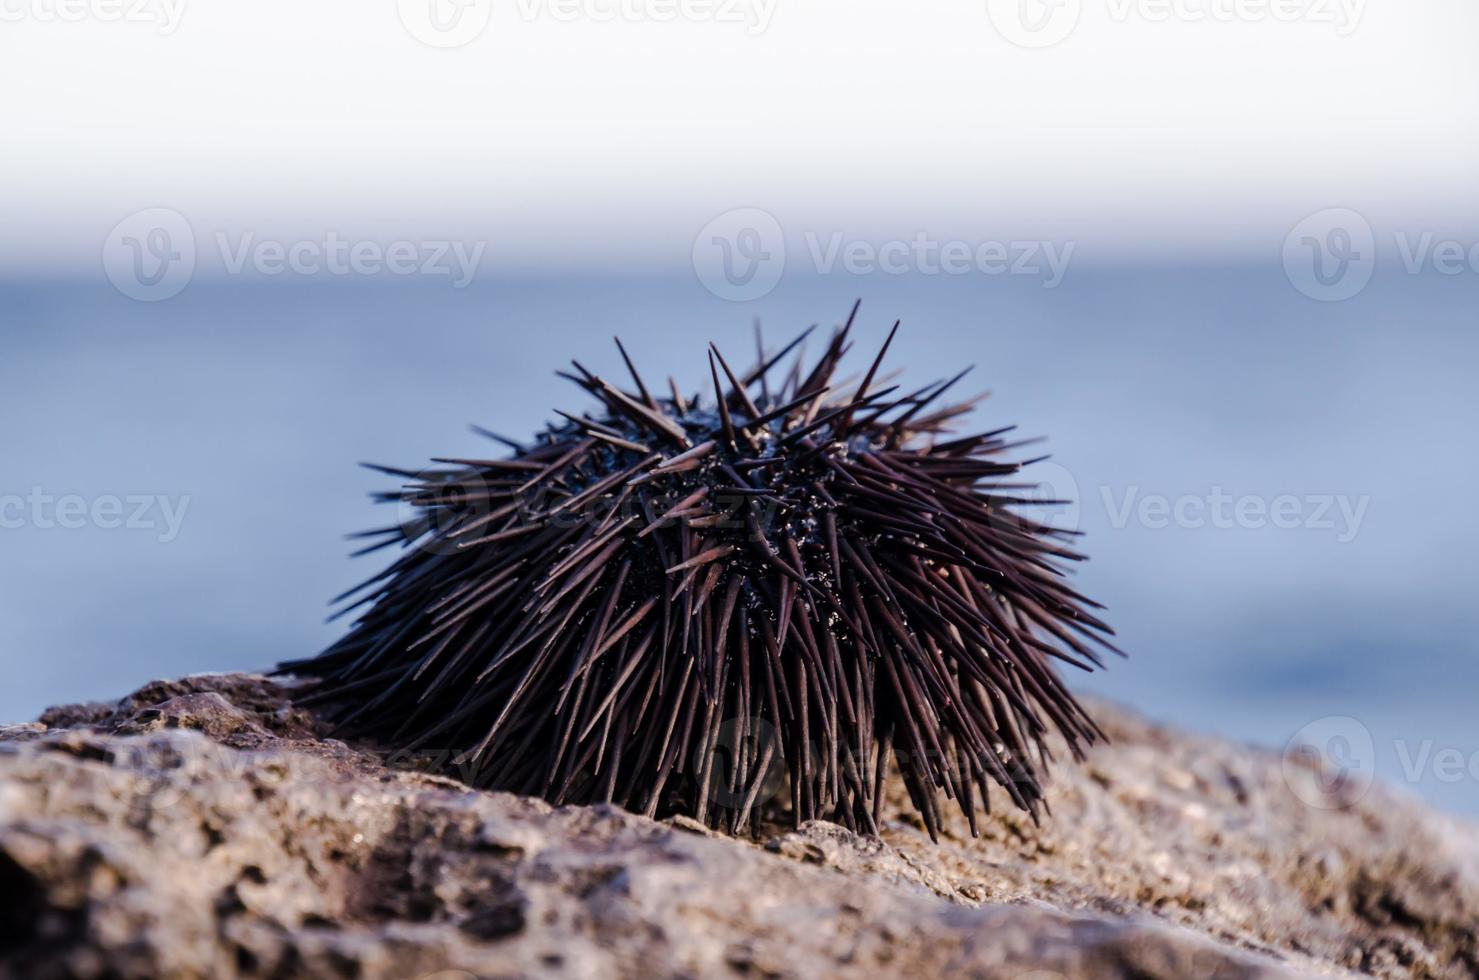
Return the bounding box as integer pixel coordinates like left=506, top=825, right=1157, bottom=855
left=279, top=304, right=1120, bottom=839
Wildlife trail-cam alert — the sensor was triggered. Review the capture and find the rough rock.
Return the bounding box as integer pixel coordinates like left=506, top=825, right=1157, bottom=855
left=1, top=673, right=1475, bottom=979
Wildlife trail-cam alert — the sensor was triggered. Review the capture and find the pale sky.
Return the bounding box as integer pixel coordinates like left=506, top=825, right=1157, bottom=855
left=3, top=0, right=1476, bottom=271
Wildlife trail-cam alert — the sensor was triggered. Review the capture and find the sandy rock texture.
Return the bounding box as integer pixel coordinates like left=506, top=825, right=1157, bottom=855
left=1, top=673, right=1475, bottom=979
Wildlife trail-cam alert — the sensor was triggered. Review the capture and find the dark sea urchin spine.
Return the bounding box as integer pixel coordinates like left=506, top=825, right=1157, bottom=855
left=279, top=304, right=1121, bottom=839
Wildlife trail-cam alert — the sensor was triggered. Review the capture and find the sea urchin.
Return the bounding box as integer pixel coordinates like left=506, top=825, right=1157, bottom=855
left=279, top=304, right=1120, bottom=839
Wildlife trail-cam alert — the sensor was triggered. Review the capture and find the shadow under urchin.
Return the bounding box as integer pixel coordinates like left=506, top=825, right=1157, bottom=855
left=278, top=302, right=1121, bottom=840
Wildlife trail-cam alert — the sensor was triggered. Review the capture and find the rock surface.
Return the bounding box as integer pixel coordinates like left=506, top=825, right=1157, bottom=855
left=1, top=673, right=1476, bottom=979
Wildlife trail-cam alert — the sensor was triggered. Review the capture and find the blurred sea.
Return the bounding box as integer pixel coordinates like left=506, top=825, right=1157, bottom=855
left=3, top=265, right=1476, bottom=813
